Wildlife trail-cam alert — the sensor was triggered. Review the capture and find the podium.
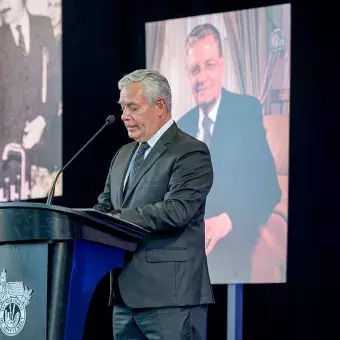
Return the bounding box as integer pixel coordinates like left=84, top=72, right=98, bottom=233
left=0, top=202, right=149, bottom=340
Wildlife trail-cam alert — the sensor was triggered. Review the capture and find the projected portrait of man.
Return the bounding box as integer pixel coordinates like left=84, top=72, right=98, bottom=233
left=177, top=23, right=282, bottom=282
left=0, top=0, right=61, bottom=201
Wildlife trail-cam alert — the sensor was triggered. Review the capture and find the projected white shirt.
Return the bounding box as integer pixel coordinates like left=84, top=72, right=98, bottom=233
left=9, top=9, right=30, bottom=54
left=197, top=95, right=221, bottom=142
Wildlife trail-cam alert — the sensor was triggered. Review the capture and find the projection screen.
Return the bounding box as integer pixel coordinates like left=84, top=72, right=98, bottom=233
left=0, top=0, right=62, bottom=202
left=145, top=3, right=291, bottom=284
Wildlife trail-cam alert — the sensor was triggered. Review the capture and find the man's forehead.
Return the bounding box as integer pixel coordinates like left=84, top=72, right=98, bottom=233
left=187, top=35, right=219, bottom=59
left=118, top=98, right=139, bottom=105
left=119, top=84, right=145, bottom=104
left=120, top=82, right=140, bottom=95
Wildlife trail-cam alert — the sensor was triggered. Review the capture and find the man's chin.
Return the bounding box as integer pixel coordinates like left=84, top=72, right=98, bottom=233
left=196, top=94, right=215, bottom=105
left=127, top=131, right=141, bottom=141
left=197, top=100, right=216, bottom=113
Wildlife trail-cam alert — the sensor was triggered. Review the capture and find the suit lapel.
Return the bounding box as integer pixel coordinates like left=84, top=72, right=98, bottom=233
left=1, top=24, right=16, bottom=54
left=211, top=89, right=232, bottom=150
left=122, top=123, right=178, bottom=206
left=191, top=109, right=199, bottom=138
left=177, top=108, right=199, bottom=139
left=116, top=142, right=138, bottom=206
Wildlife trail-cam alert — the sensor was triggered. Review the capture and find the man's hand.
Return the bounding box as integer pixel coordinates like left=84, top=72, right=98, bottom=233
left=205, top=213, right=232, bottom=255
left=22, top=115, right=46, bottom=149
left=110, top=209, right=122, bottom=216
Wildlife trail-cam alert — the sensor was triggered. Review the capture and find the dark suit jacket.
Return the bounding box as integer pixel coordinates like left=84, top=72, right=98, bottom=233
left=94, top=122, right=214, bottom=308
left=177, top=88, right=281, bottom=251
left=0, top=13, right=61, bottom=170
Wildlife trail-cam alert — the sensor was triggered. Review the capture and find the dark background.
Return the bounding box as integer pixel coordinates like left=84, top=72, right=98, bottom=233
left=33, top=0, right=334, bottom=338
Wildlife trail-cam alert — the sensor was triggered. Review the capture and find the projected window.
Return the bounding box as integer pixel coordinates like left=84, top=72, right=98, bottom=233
left=0, top=0, right=62, bottom=201
left=146, top=3, right=290, bottom=284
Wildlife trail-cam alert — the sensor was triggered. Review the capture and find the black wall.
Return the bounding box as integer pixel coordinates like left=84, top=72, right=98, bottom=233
left=34, top=0, right=333, bottom=338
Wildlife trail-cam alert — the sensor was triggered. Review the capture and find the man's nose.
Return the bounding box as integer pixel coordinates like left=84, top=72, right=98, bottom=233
left=121, top=109, right=130, bottom=121
left=197, top=68, right=209, bottom=84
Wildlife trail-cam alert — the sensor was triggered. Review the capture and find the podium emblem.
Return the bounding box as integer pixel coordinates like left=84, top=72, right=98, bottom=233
left=0, top=270, right=33, bottom=337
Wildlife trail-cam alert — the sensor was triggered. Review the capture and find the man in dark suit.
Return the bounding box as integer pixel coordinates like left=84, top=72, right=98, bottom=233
left=177, top=23, right=282, bottom=283
left=0, top=0, right=61, bottom=198
left=47, top=0, right=61, bottom=43
left=94, top=69, right=214, bottom=339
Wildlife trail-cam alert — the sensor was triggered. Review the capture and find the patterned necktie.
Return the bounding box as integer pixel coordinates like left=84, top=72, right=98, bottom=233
left=124, top=142, right=150, bottom=196
left=202, top=115, right=213, bottom=148
left=16, top=25, right=26, bottom=56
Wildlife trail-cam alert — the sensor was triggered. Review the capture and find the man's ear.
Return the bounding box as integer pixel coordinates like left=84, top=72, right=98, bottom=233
left=156, top=98, right=166, bottom=116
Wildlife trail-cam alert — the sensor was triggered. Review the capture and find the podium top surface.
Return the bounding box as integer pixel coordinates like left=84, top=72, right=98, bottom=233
left=0, top=202, right=149, bottom=250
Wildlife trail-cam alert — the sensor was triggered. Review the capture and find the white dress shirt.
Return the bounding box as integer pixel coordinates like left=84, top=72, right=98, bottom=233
left=196, top=95, right=221, bottom=142
left=10, top=9, right=30, bottom=54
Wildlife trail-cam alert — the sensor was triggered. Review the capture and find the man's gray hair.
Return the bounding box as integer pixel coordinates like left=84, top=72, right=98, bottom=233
left=118, top=69, right=172, bottom=113
left=185, top=23, right=223, bottom=57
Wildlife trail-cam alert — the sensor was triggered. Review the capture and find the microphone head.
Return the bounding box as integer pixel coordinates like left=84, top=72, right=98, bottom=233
left=106, top=115, right=116, bottom=125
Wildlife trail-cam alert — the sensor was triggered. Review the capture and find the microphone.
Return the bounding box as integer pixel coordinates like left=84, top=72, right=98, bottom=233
left=46, top=115, right=116, bottom=204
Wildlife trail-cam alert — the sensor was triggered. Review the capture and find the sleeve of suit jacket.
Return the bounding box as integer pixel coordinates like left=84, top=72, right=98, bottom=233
left=119, top=141, right=213, bottom=231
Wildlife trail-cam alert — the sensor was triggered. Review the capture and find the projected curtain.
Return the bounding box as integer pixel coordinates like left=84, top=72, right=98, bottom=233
left=223, top=7, right=287, bottom=114
left=145, top=22, right=166, bottom=72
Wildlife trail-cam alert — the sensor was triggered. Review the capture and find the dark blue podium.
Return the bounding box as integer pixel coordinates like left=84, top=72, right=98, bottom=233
left=0, top=202, right=149, bottom=340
